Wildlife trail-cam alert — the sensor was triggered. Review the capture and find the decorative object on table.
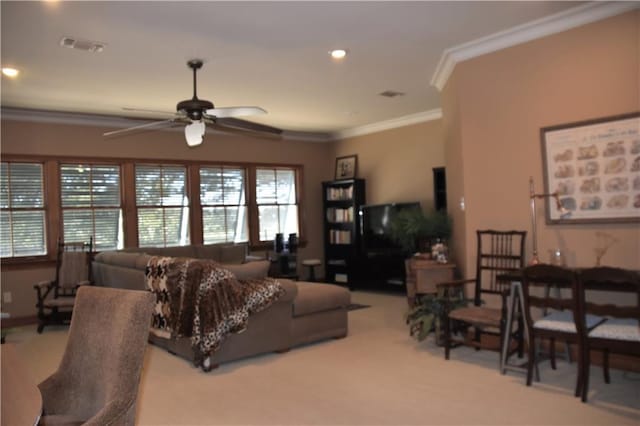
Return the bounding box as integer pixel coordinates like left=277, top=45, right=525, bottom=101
left=593, top=231, right=618, bottom=266
left=528, top=177, right=572, bottom=265
left=540, top=111, right=640, bottom=224
left=288, top=233, right=298, bottom=253
left=274, top=233, right=284, bottom=253
left=431, top=240, right=449, bottom=263
left=334, top=155, right=358, bottom=180
left=548, top=248, right=566, bottom=266
left=389, top=207, right=452, bottom=256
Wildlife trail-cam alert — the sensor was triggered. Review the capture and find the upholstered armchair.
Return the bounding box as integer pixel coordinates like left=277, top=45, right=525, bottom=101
left=38, top=286, right=154, bottom=426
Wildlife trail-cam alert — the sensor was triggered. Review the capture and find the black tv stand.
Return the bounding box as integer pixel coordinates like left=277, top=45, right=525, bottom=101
left=352, top=251, right=407, bottom=291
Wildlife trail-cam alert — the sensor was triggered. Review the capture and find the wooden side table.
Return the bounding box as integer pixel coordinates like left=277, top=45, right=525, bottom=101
left=405, top=258, right=456, bottom=307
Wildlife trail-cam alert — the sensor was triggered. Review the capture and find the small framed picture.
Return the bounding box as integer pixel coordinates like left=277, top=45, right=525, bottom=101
left=335, top=155, right=358, bottom=180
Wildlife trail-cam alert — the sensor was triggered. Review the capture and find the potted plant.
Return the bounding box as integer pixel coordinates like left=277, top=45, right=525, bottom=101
left=389, top=208, right=452, bottom=256
left=405, top=288, right=467, bottom=344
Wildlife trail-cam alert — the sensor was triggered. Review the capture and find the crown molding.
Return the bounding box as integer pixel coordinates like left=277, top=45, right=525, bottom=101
left=0, top=107, right=335, bottom=143
left=1, top=106, right=442, bottom=143
left=431, top=1, right=639, bottom=91
left=333, top=109, right=443, bottom=140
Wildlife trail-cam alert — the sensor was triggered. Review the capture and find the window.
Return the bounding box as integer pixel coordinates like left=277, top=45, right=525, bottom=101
left=0, top=162, right=46, bottom=257
left=200, top=167, right=248, bottom=243
left=60, top=164, right=123, bottom=251
left=135, top=165, right=189, bottom=247
left=255, top=168, right=299, bottom=241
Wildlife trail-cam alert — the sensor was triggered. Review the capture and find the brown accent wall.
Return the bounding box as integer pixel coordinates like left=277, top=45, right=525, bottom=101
left=443, top=11, right=640, bottom=276
left=1, top=119, right=334, bottom=317
left=332, top=120, right=445, bottom=209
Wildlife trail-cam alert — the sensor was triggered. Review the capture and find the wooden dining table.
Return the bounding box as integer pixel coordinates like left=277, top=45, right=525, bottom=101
left=1, top=343, right=42, bottom=426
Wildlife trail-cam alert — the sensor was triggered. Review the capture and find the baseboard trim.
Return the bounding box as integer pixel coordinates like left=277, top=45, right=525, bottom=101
left=1, top=315, right=38, bottom=329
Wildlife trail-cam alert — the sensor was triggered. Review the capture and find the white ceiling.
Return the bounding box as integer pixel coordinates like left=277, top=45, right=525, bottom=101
left=1, top=1, right=603, bottom=138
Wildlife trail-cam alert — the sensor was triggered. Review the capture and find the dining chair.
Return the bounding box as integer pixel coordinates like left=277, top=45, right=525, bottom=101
left=34, top=237, right=93, bottom=333
left=521, top=264, right=606, bottom=395
left=38, top=286, right=154, bottom=425
left=438, top=230, right=526, bottom=367
left=576, top=266, right=640, bottom=402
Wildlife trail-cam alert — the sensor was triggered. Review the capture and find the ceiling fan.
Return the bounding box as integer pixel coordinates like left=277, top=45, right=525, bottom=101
left=103, top=59, right=282, bottom=146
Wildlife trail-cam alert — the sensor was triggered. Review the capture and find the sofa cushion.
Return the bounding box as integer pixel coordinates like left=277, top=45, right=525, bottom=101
left=218, top=244, right=247, bottom=264
left=145, top=245, right=196, bottom=258
left=222, top=260, right=270, bottom=280
left=95, top=252, right=146, bottom=269
left=293, top=282, right=350, bottom=317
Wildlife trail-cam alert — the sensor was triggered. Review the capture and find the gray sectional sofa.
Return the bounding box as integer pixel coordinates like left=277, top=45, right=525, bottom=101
left=91, top=243, right=350, bottom=371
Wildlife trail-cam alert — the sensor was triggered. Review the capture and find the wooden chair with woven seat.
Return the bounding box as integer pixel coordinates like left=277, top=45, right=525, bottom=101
left=521, top=264, right=604, bottom=395
left=34, top=237, right=93, bottom=333
left=437, top=230, right=526, bottom=368
left=576, top=266, right=640, bottom=402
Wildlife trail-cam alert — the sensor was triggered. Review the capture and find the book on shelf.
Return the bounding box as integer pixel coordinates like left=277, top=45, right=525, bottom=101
left=326, top=206, right=354, bottom=223
left=329, top=229, right=352, bottom=244
left=326, top=185, right=353, bottom=201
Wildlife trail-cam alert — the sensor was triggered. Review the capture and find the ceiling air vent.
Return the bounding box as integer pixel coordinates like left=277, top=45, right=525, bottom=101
left=59, top=36, right=106, bottom=53
left=378, top=90, right=405, bottom=98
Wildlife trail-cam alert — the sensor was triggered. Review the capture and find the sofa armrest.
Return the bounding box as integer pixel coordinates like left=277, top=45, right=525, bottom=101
left=275, top=278, right=298, bottom=303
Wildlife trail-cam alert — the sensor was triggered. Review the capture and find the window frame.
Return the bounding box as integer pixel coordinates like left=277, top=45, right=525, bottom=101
left=199, top=165, right=249, bottom=245
left=0, top=160, right=48, bottom=260
left=59, top=162, right=124, bottom=251
left=1, top=154, right=305, bottom=266
left=252, top=166, right=302, bottom=244
left=134, top=163, right=191, bottom=248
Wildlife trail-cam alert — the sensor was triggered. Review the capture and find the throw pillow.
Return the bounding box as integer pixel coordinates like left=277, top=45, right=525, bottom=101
left=221, top=260, right=270, bottom=280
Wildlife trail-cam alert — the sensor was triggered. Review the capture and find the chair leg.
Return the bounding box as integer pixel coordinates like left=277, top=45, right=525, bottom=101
left=582, top=348, right=591, bottom=403
left=444, top=316, right=451, bottom=360
left=550, top=338, right=557, bottom=370
left=526, top=337, right=536, bottom=386
left=574, top=345, right=583, bottom=398
left=603, top=349, right=610, bottom=384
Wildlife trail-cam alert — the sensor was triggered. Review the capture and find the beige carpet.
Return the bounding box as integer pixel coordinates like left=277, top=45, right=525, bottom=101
left=7, top=290, right=640, bottom=425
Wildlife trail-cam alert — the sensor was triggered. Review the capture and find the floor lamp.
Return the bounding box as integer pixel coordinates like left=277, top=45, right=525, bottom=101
left=529, top=177, right=571, bottom=265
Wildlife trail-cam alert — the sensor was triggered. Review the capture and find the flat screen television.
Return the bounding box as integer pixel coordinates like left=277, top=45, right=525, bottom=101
left=359, top=202, right=421, bottom=255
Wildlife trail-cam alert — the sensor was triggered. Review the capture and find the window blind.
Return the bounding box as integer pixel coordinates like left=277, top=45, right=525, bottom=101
left=255, top=168, right=298, bottom=241
left=135, top=165, right=189, bottom=247
left=60, top=164, right=123, bottom=250
left=200, top=167, right=248, bottom=243
left=0, top=162, right=46, bottom=257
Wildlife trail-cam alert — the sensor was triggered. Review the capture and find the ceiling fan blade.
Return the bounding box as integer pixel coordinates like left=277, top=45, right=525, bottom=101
left=206, top=106, right=266, bottom=118
left=103, top=119, right=177, bottom=137
left=214, top=117, right=283, bottom=136
left=122, top=107, right=176, bottom=116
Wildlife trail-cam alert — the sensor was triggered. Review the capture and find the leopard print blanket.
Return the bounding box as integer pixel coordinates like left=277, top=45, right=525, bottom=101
left=145, top=256, right=284, bottom=365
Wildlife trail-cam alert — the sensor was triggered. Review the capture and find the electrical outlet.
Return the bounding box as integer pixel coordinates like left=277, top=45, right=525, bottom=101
left=3, top=292, right=12, bottom=303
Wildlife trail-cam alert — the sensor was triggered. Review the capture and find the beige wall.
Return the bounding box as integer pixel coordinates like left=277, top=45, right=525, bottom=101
left=444, top=11, right=640, bottom=276
left=1, top=119, right=334, bottom=317
left=332, top=120, right=445, bottom=210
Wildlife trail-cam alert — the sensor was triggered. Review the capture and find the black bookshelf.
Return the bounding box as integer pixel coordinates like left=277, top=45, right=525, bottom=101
left=322, top=179, right=365, bottom=287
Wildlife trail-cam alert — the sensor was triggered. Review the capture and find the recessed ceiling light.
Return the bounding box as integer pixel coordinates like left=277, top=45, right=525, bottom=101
left=2, top=68, right=19, bottom=78
left=329, top=49, right=348, bottom=59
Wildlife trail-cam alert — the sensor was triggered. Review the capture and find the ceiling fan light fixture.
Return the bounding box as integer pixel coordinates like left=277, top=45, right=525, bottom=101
left=185, top=120, right=205, bottom=147
left=2, top=67, right=19, bottom=78
left=329, top=49, right=348, bottom=59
